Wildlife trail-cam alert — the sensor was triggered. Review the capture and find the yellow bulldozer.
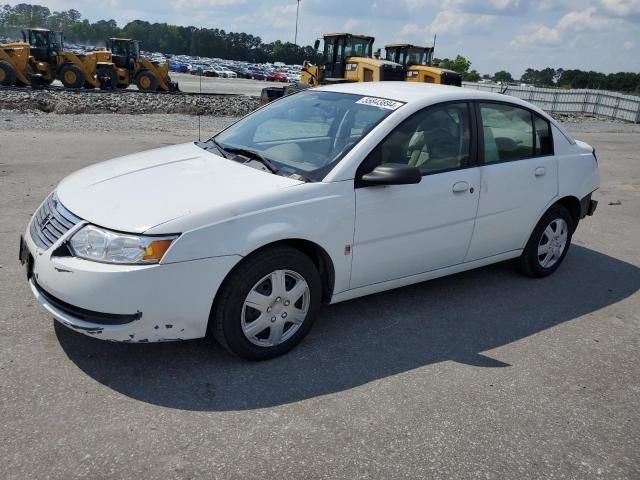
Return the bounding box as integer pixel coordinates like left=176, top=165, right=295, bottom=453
left=260, top=32, right=405, bottom=104
left=384, top=43, right=462, bottom=86
left=0, top=28, right=112, bottom=89
left=102, top=38, right=179, bottom=92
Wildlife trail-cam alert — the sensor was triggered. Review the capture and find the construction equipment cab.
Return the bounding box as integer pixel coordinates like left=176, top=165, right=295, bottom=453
left=385, top=44, right=462, bottom=87
left=260, top=33, right=404, bottom=104
left=105, top=38, right=178, bottom=92
left=304, top=33, right=405, bottom=85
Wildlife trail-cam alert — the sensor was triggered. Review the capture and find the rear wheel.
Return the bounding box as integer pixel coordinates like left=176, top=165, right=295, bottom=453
left=135, top=70, right=159, bottom=92
left=210, top=247, right=322, bottom=360
left=0, top=60, right=17, bottom=86
left=59, top=64, right=85, bottom=89
left=519, top=205, right=573, bottom=277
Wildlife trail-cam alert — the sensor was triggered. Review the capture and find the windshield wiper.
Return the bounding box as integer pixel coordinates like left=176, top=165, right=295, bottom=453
left=220, top=145, right=279, bottom=174
left=196, top=138, right=228, bottom=158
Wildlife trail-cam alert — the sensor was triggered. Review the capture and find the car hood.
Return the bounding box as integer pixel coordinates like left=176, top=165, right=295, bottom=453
left=57, top=142, right=303, bottom=233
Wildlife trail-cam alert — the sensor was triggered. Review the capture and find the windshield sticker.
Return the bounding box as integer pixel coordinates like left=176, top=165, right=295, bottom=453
left=356, top=97, right=404, bottom=110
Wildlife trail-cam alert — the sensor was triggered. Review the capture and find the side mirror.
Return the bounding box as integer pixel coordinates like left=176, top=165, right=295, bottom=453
left=359, top=163, right=421, bottom=187
left=314, top=39, right=320, bottom=51
left=22, top=31, right=26, bottom=42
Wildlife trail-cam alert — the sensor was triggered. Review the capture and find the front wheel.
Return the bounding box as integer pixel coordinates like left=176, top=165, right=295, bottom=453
left=135, top=70, right=159, bottom=92
left=210, top=247, right=322, bottom=360
left=59, top=64, right=85, bottom=89
left=519, top=205, right=573, bottom=277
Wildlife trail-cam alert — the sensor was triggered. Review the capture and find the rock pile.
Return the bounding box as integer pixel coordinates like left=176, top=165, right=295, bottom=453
left=0, top=88, right=260, bottom=115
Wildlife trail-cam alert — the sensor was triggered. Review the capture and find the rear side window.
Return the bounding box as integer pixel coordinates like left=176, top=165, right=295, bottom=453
left=534, top=114, right=552, bottom=156
left=480, top=103, right=553, bottom=163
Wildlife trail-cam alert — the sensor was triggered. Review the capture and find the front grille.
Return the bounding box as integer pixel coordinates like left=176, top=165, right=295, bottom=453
left=381, top=65, right=406, bottom=82
left=29, top=192, right=81, bottom=250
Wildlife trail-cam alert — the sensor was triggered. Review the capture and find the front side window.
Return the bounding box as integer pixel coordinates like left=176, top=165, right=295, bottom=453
left=361, top=102, right=471, bottom=176
left=480, top=103, right=552, bottom=163
left=214, top=91, right=400, bottom=181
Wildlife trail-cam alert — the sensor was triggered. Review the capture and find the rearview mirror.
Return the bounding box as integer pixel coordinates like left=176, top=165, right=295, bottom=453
left=359, top=163, right=421, bottom=187
left=314, top=39, right=320, bottom=51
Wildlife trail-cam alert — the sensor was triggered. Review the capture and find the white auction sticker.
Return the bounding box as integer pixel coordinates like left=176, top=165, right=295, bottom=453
left=355, top=97, right=404, bottom=110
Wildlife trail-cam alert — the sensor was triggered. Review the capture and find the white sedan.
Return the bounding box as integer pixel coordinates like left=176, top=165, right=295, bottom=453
left=20, top=83, right=599, bottom=360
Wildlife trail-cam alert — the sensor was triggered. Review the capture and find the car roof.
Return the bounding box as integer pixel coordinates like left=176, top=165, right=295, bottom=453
left=314, top=81, right=574, bottom=146
left=317, top=81, right=506, bottom=104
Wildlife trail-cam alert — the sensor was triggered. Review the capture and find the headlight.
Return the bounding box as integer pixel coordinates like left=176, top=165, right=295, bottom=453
left=69, top=225, right=177, bottom=264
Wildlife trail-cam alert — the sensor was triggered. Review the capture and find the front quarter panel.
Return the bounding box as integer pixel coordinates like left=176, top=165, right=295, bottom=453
left=158, top=181, right=356, bottom=295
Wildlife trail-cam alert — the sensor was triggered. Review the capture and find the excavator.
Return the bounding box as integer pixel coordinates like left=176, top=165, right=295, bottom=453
left=102, top=38, right=179, bottom=92
left=384, top=44, right=462, bottom=86
left=3, top=28, right=112, bottom=88
left=260, top=33, right=405, bottom=104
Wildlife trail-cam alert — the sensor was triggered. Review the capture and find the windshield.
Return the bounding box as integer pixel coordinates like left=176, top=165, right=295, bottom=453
left=387, top=47, right=428, bottom=66
left=213, top=91, right=402, bottom=181
left=344, top=38, right=372, bottom=58
left=406, top=48, right=427, bottom=65
left=112, top=41, right=127, bottom=56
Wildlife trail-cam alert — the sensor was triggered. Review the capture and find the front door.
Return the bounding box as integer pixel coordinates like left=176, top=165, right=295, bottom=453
left=351, top=102, right=480, bottom=288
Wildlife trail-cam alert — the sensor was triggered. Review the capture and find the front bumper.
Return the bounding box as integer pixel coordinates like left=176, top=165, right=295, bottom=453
left=21, top=227, right=241, bottom=342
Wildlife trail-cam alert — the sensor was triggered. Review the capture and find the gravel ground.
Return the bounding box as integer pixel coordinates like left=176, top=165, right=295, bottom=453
left=1, top=112, right=639, bottom=479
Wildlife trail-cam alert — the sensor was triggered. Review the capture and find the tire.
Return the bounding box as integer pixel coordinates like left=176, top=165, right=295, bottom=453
left=0, top=60, right=17, bottom=86
left=519, top=205, right=574, bottom=278
left=135, top=70, right=159, bottom=92
left=210, top=246, right=322, bottom=361
left=59, top=64, right=85, bottom=89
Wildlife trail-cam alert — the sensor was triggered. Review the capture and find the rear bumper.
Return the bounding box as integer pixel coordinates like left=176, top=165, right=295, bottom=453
left=580, top=193, right=598, bottom=219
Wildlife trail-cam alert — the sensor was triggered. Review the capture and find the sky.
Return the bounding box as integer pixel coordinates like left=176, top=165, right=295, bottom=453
left=7, top=0, right=640, bottom=76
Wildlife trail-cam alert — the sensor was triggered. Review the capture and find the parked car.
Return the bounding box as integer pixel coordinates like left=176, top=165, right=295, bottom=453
left=271, top=72, right=288, bottom=83
left=170, top=62, right=189, bottom=73
left=20, top=83, right=599, bottom=360
left=248, top=68, right=267, bottom=80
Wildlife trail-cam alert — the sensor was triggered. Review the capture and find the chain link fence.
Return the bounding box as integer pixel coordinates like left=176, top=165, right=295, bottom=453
left=462, top=82, right=640, bottom=123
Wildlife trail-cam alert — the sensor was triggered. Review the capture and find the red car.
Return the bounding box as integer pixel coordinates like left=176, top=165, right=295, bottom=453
left=270, top=72, right=288, bottom=82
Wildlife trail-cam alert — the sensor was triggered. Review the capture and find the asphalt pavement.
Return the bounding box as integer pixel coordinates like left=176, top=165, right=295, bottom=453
left=1, top=113, right=638, bottom=479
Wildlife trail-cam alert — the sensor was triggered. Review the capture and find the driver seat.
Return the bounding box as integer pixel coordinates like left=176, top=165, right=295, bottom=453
left=407, top=111, right=460, bottom=172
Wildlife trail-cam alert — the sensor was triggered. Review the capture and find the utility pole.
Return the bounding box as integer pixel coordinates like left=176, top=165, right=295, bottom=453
left=294, top=0, right=301, bottom=45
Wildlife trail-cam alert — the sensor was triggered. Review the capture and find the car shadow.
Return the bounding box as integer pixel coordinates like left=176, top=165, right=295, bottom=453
left=56, top=245, right=640, bottom=411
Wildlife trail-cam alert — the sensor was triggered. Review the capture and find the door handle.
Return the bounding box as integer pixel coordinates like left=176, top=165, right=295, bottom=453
left=452, top=181, right=469, bottom=193
left=535, top=167, right=546, bottom=176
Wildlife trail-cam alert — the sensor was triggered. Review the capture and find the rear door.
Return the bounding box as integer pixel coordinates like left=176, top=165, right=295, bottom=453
left=465, top=102, right=558, bottom=261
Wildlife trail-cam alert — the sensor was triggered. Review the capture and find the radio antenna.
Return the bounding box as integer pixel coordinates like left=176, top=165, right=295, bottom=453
left=198, top=70, right=202, bottom=141
left=198, top=26, right=203, bottom=141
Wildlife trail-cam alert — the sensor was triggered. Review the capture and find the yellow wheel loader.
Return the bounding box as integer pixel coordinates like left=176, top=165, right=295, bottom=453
left=384, top=44, right=462, bottom=86
left=22, top=28, right=112, bottom=89
left=0, top=40, right=31, bottom=86
left=260, top=33, right=405, bottom=104
left=103, top=38, right=179, bottom=92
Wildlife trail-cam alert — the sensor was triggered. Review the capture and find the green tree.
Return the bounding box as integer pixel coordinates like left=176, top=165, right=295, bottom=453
left=493, top=70, right=513, bottom=83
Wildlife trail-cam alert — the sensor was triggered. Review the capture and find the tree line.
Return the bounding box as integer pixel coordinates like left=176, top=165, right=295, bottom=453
left=2, top=3, right=639, bottom=92
left=0, top=3, right=319, bottom=64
